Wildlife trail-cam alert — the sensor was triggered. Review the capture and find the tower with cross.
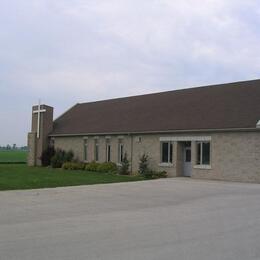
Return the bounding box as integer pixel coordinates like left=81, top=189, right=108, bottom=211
left=28, top=102, right=54, bottom=166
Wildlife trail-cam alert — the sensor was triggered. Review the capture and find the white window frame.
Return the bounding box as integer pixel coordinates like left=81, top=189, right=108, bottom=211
left=83, top=139, right=88, bottom=162
left=118, top=142, right=124, bottom=163
left=160, top=141, right=173, bottom=165
left=94, top=139, right=99, bottom=162
left=106, top=143, right=111, bottom=162
left=50, top=137, right=55, bottom=147
left=195, top=141, right=211, bottom=167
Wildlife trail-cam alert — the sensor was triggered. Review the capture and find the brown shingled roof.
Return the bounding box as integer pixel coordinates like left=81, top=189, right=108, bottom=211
left=51, top=79, right=260, bottom=136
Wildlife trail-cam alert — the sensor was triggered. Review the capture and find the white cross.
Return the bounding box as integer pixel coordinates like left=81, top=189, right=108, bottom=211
left=33, top=100, right=46, bottom=139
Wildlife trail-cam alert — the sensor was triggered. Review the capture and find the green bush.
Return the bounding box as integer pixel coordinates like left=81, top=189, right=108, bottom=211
left=97, top=162, right=118, bottom=173
left=144, top=170, right=168, bottom=179
left=85, top=161, right=100, bottom=172
left=138, top=153, right=149, bottom=176
left=51, top=149, right=74, bottom=168
left=118, top=153, right=130, bottom=175
left=64, top=150, right=74, bottom=162
left=62, top=162, right=85, bottom=170
left=138, top=153, right=167, bottom=179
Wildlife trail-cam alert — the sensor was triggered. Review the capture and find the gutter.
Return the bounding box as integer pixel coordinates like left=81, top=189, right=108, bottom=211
left=48, top=127, right=260, bottom=137
left=130, top=134, right=133, bottom=174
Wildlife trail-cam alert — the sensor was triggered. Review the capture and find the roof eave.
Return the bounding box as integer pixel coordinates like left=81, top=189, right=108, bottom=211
left=48, top=127, right=260, bottom=137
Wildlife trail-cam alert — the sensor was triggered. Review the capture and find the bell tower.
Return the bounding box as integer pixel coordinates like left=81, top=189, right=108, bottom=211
left=28, top=102, right=54, bottom=166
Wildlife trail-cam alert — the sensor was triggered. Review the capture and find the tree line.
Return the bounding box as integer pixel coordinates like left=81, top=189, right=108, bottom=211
left=0, top=144, right=28, bottom=151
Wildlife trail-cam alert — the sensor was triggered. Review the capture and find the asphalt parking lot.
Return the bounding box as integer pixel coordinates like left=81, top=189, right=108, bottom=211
left=0, top=178, right=260, bottom=260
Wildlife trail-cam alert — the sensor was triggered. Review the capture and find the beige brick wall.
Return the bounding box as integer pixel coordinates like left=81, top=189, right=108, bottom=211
left=54, top=137, right=84, bottom=161
left=191, top=132, right=260, bottom=183
left=131, top=135, right=176, bottom=176
left=54, top=135, right=132, bottom=165
left=53, top=131, right=260, bottom=183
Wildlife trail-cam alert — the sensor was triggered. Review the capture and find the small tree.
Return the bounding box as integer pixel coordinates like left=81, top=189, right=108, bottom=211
left=119, top=153, right=130, bottom=175
left=50, top=149, right=74, bottom=168
left=138, top=153, right=149, bottom=176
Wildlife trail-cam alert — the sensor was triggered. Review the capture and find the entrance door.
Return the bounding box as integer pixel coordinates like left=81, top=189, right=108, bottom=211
left=183, top=145, right=192, bottom=177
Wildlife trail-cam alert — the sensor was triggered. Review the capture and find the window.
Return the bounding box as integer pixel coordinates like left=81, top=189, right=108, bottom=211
left=185, top=148, right=191, bottom=162
left=160, top=142, right=173, bottom=163
left=197, top=142, right=210, bottom=165
left=118, top=140, right=124, bottom=163
left=94, top=139, right=99, bottom=162
left=83, top=139, right=88, bottom=161
left=50, top=138, right=55, bottom=147
left=106, top=140, right=111, bottom=162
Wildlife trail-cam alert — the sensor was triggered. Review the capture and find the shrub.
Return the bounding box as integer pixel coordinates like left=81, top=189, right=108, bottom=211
left=85, top=161, right=100, bottom=172
left=143, top=170, right=168, bottom=179
left=62, top=162, right=85, bottom=170
left=138, top=153, right=149, bottom=176
left=97, top=162, right=118, bottom=173
left=63, top=150, right=74, bottom=162
left=50, top=150, right=63, bottom=168
left=138, top=153, right=167, bottom=179
left=118, top=153, right=130, bottom=175
left=50, top=149, right=74, bottom=168
left=41, top=146, right=55, bottom=166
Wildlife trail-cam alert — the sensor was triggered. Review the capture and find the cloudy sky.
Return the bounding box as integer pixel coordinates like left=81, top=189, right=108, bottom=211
left=1, top=0, right=260, bottom=146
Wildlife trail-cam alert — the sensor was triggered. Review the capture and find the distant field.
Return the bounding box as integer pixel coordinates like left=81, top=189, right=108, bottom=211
left=0, top=150, right=28, bottom=163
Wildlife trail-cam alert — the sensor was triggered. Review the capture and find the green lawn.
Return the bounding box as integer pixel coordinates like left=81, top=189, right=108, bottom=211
left=0, top=164, right=145, bottom=191
left=0, top=150, right=28, bottom=163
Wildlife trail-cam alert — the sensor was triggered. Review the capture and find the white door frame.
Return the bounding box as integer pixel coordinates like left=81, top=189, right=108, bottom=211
left=183, top=145, right=192, bottom=177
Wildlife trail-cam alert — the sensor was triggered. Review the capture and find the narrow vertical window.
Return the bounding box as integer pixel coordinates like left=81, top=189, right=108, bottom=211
left=94, top=139, right=99, bottom=162
left=196, top=142, right=210, bottom=165
left=106, top=140, right=111, bottom=162
left=50, top=138, right=55, bottom=147
left=118, top=140, right=124, bottom=163
left=83, top=139, right=88, bottom=162
left=161, top=142, right=173, bottom=163
left=169, top=142, right=173, bottom=163
left=197, top=142, right=201, bottom=165
left=202, top=142, right=210, bottom=165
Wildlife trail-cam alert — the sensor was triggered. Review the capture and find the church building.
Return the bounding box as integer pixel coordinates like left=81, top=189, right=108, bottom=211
left=28, top=79, right=260, bottom=183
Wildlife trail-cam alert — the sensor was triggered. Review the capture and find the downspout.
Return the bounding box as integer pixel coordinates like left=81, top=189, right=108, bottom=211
left=130, top=134, right=133, bottom=174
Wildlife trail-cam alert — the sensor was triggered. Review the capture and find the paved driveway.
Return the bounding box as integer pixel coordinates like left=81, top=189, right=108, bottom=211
left=0, top=178, right=260, bottom=260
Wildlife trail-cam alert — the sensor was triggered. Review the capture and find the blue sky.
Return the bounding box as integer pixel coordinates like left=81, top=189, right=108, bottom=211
left=1, top=0, right=260, bottom=146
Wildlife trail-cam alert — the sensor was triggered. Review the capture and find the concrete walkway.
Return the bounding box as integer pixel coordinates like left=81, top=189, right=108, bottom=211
left=0, top=178, right=260, bottom=260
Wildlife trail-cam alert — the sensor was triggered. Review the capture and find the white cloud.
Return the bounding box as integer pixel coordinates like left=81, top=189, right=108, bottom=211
left=1, top=0, right=260, bottom=145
